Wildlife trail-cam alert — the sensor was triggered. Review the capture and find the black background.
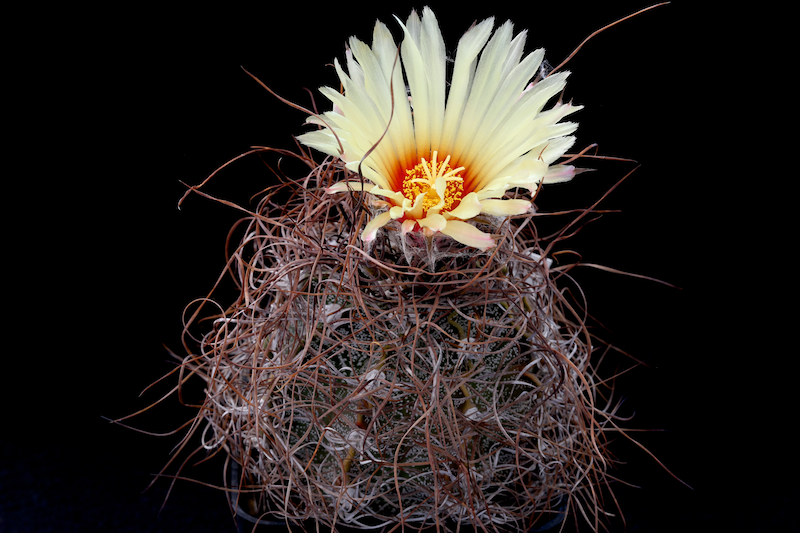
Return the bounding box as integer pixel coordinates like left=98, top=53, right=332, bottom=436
left=4, top=2, right=795, bottom=532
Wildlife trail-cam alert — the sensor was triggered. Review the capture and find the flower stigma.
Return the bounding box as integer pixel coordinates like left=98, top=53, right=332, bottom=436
left=401, top=151, right=464, bottom=217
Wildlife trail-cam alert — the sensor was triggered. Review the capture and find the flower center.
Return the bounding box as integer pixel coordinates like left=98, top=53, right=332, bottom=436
left=400, top=152, right=465, bottom=215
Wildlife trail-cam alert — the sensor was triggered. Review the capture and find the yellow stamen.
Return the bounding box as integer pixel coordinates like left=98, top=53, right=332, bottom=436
left=401, top=151, right=465, bottom=215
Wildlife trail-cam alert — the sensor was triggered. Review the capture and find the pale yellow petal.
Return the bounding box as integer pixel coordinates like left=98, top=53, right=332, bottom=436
left=429, top=174, right=447, bottom=211
left=317, top=88, right=388, bottom=161
left=326, top=181, right=405, bottom=205
left=370, top=21, right=416, bottom=170
left=396, top=13, right=429, bottom=154
left=470, top=103, right=581, bottom=191
left=296, top=130, right=342, bottom=159
left=451, top=20, right=513, bottom=157
left=534, top=135, right=576, bottom=166
left=368, top=187, right=406, bottom=203
left=439, top=220, right=496, bottom=250
left=491, top=158, right=548, bottom=190
left=500, top=31, right=529, bottom=80
left=479, top=198, right=531, bottom=216
left=342, top=161, right=393, bottom=192
left=456, top=48, right=544, bottom=168
left=445, top=192, right=482, bottom=219
left=322, top=63, right=408, bottom=183
left=326, top=181, right=367, bottom=194
left=417, top=213, right=447, bottom=232
left=361, top=211, right=393, bottom=242
left=439, top=17, right=495, bottom=153
left=418, top=7, right=446, bottom=147
left=349, top=36, right=414, bottom=171
left=476, top=186, right=512, bottom=201
left=465, top=72, right=572, bottom=183
left=396, top=8, right=447, bottom=157
left=542, top=164, right=576, bottom=184
left=329, top=60, right=384, bottom=141
left=406, top=192, right=427, bottom=219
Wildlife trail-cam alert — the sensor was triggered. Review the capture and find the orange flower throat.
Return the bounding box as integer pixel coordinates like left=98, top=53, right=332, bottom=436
left=400, top=152, right=465, bottom=216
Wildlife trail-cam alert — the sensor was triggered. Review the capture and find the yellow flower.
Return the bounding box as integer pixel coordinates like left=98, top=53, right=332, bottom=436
left=298, top=7, right=581, bottom=250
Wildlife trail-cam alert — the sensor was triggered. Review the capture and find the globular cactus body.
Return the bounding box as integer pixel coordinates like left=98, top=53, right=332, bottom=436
left=190, top=165, right=612, bottom=532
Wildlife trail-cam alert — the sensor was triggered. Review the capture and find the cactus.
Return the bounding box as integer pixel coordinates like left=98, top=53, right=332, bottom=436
left=178, top=155, right=619, bottom=532
left=165, top=7, right=667, bottom=532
